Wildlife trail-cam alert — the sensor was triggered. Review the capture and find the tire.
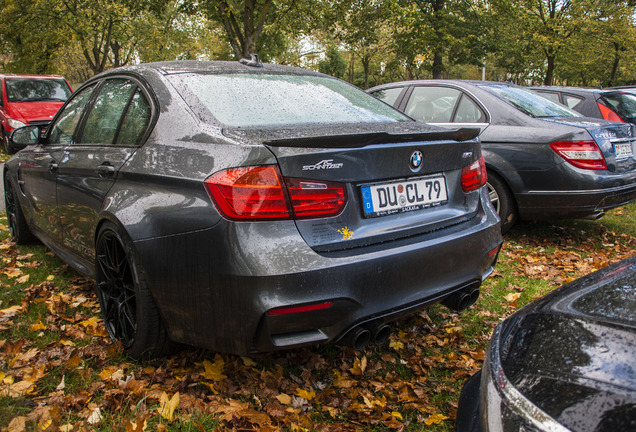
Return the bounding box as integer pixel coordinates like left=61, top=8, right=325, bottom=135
left=4, top=176, right=36, bottom=244
left=486, top=172, right=517, bottom=234
left=95, top=222, right=175, bottom=359
left=2, top=131, right=13, bottom=154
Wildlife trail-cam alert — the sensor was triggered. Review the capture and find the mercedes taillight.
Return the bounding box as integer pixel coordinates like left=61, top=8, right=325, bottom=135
left=550, top=140, right=607, bottom=170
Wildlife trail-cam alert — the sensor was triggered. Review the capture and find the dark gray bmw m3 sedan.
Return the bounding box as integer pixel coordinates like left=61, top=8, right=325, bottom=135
left=3, top=60, right=502, bottom=358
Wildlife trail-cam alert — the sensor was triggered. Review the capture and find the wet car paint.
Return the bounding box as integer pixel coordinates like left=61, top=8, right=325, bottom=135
left=367, top=81, right=636, bottom=231
left=4, top=62, right=502, bottom=357
left=457, top=256, right=636, bottom=432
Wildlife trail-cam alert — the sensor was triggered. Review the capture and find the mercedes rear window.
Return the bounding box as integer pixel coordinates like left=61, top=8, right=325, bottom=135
left=484, top=85, right=581, bottom=118
left=168, top=73, right=409, bottom=127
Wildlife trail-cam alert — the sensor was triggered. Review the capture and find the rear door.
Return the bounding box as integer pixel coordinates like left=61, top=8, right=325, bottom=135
left=55, top=77, right=154, bottom=262
left=400, top=85, right=490, bottom=133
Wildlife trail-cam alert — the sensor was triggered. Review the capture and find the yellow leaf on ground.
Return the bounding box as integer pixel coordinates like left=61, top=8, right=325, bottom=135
left=241, top=356, right=257, bottom=367
left=389, top=340, right=404, bottom=350
left=0, top=305, right=22, bottom=317
left=350, top=356, right=367, bottom=375
left=276, top=393, right=292, bottom=405
left=46, top=275, right=55, bottom=281
left=504, top=292, right=522, bottom=302
left=391, top=411, right=403, bottom=420
left=1, top=379, right=35, bottom=397
left=80, top=317, right=100, bottom=328
left=3, top=268, right=21, bottom=279
left=16, top=275, right=29, bottom=284
left=201, top=358, right=226, bottom=381
left=158, top=392, right=179, bottom=422
left=295, top=388, right=316, bottom=401
left=30, top=317, right=46, bottom=331
left=424, top=413, right=448, bottom=425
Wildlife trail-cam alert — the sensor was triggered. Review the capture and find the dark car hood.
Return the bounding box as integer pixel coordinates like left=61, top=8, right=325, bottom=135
left=222, top=121, right=480, bottom=148
left=500, top=257, right=636, bottom=431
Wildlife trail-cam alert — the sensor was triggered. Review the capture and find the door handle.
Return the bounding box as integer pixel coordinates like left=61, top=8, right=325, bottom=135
left=95, top=163, right=115, bottom=177
left=49, top=162, right=59, bottom=173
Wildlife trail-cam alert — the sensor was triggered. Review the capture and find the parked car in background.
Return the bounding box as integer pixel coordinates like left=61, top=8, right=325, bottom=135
left=0, top=74, right=73, bottom=154
left=607, top=85, right=636, bottom=95
left=456, top=255, right=636, bottom=432
left=531, top=86, right=636, bottom=125
left=3, top=60, right=502, bottom=359
left=367, top=80, right=636, bottom=233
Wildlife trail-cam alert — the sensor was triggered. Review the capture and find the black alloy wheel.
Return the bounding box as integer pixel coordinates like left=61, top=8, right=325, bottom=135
left=96, top=229, right=137, bottom=348
left=4, top=177, right=35, bottom=244
left=486, top=172, right=517, bottom=235
left=95, top=222, right=174, bottom=359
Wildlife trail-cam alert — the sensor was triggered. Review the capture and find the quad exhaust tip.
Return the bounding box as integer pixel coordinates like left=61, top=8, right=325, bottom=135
left=339, top=320, right=392, bottom=350
left=442, top=286, right=481, bottom=312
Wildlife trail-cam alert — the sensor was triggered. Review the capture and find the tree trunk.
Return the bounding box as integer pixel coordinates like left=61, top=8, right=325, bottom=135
left=432, top=51, right=443, bottom=79
left=544, top=54, right=555, bottom=86
left=608, top=41, right=621, bottom=87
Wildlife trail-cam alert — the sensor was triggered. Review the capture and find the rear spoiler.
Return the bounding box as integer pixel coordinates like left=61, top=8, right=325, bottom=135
left=264, top=128, right=480, bottom=148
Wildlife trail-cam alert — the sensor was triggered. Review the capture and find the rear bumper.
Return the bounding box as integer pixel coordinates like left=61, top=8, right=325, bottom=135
left=134, top=194, right=502, bottom=355
left=516, top=181, right=636, bottom=220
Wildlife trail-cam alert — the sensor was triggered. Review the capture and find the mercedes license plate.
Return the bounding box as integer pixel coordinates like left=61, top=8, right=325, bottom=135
left=361, top=175, right=448, bottom=218
left=614, top=142, right=633, bottom=159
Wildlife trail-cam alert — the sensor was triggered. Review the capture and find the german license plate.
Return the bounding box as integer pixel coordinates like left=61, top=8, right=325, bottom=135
left=361, top=175, right=448, bottom=217
left=614, top=142, right=633, bottom=159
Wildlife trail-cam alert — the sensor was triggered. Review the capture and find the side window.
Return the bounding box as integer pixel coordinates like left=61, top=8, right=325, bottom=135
left=48, top=85, right=96, bottom=145
left=563, top=94, right=584, bottom=109
left=405, top=87, right=461, bottom=123
left=454, top=94, right=487, bottom=123
left=0, top=79, right=4, bottom=106
left=370, top=87, right=403, bottom=106
left=80, top=79, right=136, bottom=145
left=534, top=91, right=561, bottom=104
left=116, top=88, right=152, bottom=145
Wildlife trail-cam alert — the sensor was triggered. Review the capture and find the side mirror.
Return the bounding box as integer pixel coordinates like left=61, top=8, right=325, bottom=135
left=10, top=125, right=40, bottom=146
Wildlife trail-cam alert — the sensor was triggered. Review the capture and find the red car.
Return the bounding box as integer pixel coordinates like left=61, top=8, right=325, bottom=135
left=0, top=74, right=73, bottom=153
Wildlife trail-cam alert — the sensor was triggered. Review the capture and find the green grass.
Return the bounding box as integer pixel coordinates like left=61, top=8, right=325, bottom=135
left=0, top=203, right=634, bottom=431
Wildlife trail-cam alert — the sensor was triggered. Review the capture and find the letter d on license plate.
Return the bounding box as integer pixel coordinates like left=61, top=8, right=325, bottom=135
left=361, top=175, right=448, bottom=217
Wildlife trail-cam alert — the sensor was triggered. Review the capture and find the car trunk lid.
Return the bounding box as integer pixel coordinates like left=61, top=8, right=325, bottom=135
left=223, top=123, right=485, bottom=252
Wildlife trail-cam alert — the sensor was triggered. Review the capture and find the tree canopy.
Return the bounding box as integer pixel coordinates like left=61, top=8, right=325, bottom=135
left=1, top=0, right=635, bottom=87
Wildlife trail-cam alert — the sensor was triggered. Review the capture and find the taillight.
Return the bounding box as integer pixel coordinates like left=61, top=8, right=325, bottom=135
left=204, top=165, right=347, bottom=220
left=461, top=155, right=487, bottom=192
left=550, top=140, right=607, bottom=170
left=285, top=178, right=347, bottom=219
left=597, top=103, right=624, bottom=122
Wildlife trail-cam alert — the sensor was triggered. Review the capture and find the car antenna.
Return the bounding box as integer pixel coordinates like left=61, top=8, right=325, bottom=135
left=239, top=54, right=263, bottom=68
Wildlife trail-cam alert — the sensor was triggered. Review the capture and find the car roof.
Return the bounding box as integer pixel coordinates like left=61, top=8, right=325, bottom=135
left=367, top=79, right=521, bottom=92
left=94, top=60, right=326, bottom=80
left=530, top=86, right=625, bottom=95
left=0, top=73, right=67, bottom=80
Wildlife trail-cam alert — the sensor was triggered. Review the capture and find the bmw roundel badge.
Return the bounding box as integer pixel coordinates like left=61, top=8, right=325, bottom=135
left=410, top=150, right=423, bottom=171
